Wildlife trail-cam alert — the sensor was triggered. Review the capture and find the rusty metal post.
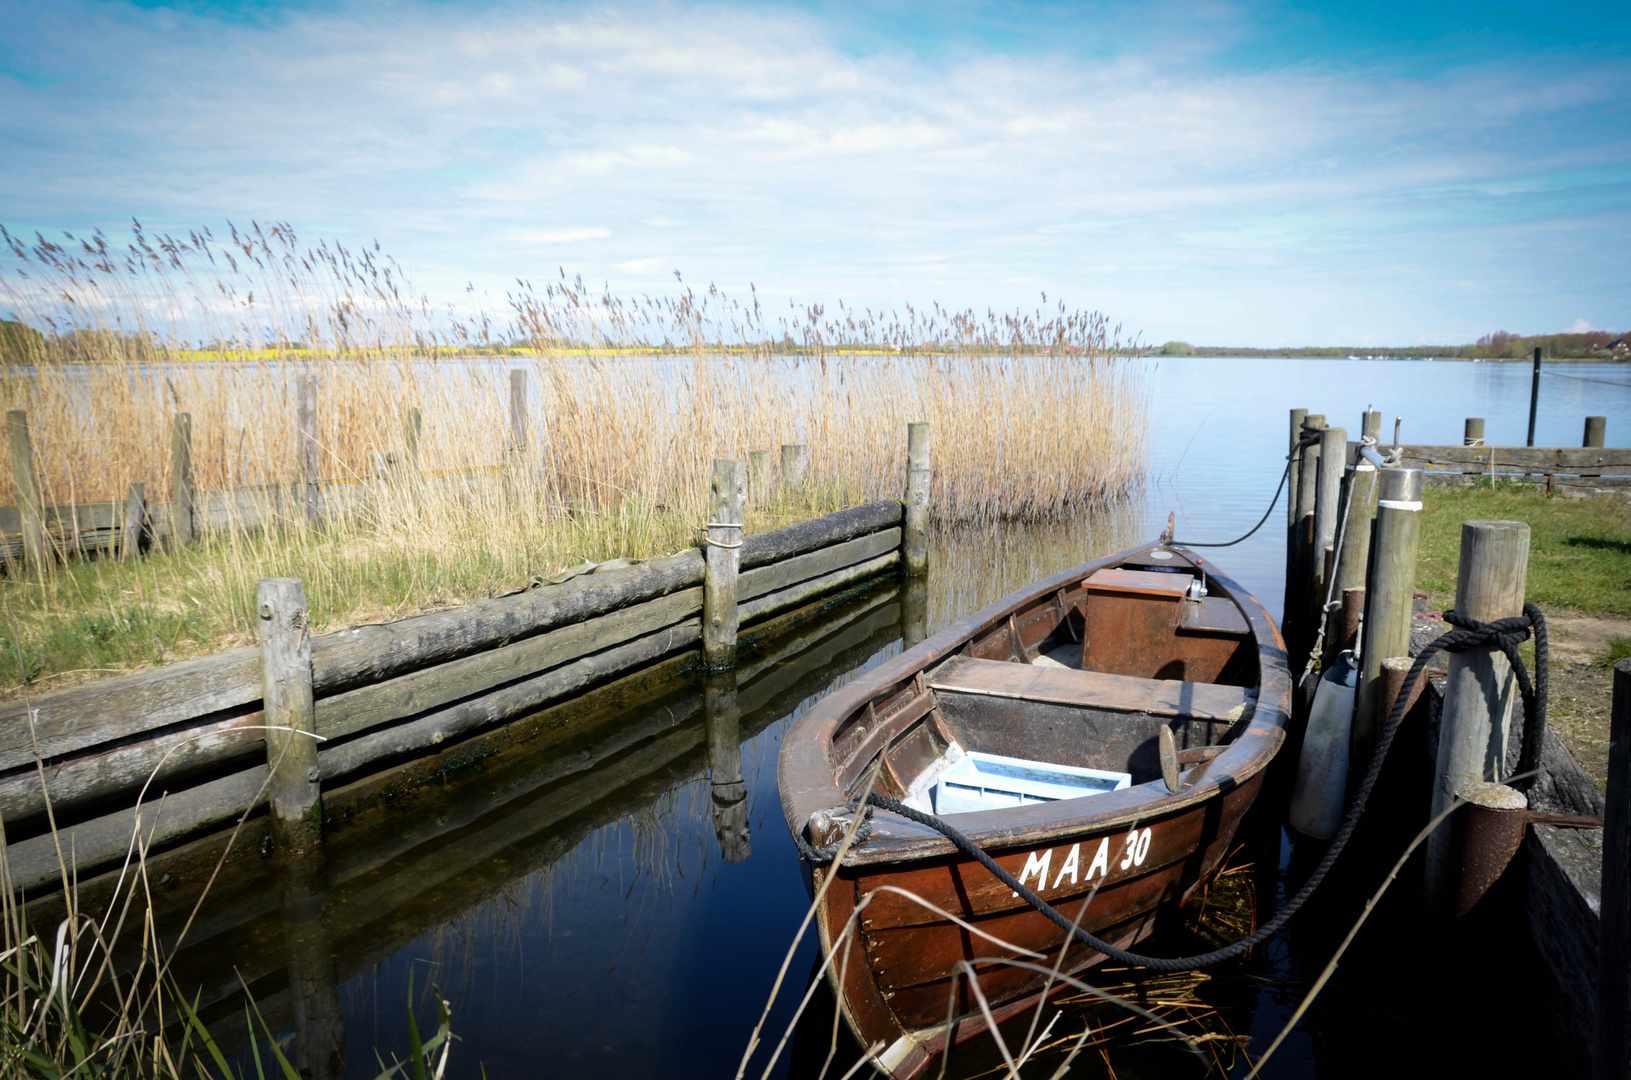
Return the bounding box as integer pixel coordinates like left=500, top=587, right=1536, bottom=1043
left=1454, top=780, right=1528, bottom=919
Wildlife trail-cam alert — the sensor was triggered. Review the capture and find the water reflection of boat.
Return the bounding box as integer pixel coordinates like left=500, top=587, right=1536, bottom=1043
left=46, top=579, right=911, bottom=1073
left=778, top=543, right=1292, bottom=1079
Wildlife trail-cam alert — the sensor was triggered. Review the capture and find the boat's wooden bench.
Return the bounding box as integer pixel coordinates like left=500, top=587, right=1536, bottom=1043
left=927, top=655, right=1256, bottom=723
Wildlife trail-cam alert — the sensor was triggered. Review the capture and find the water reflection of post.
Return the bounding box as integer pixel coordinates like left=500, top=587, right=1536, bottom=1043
left=705, top=669, right=752, bottom=863
left=281, top=860, right=346, bottom=1080
left=901, top=572, right=929, bottom=651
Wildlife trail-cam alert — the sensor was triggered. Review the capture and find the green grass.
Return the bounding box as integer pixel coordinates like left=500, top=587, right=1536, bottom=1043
left=1415, top=481, right=1631, bottom=617
left=1602, top=637, right=1631, bottom=669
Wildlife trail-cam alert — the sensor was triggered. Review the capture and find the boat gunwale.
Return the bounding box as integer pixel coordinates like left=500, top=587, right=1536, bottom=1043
left=777, top=542, right=1292, bottom=867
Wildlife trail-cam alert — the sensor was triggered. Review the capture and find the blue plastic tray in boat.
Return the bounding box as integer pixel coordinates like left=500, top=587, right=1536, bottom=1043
left=933, top=751, right=1132, bottom=816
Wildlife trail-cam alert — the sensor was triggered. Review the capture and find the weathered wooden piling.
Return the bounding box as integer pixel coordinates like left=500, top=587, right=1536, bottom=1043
left=780, top=443, right=808, bottom=497
left=1334, top=425, right=1377, bottom=598
left=258, top=577, right=322, bottom=854
left=1309, top=424, right=1347, bottom=648
left=1288, top=414, right=1325, bottom=668
left=297, top=376, right=319, bottom=525
left=703, top=458, right=747, bottom=669
left=1584, top=417, right=1608, bottom=480
left=1362, top=409, right=1381, bottom=443
left=509, top=369, right=528, bottom=451
left=7, top=410, right=45, bottom=572
left=903, top=421, right=930, bottom=577
left=404, top=406, right=422, bottom=472
left=169, top=411, right=194, bottom=549
left=120, top=482, right=145, bottom=560
left=1424, top=519, right=1531, bottom=912
left=1597, top=657, right=1631, bottom=1080
left=1463, top=417, right=1488, bottom=479
left=749, top=449, right=773, bottom=510
left=705, top=668, right=750, bottom=863
left=1284, top=408, right=1309, bottom=634
left=1354, top=466, right=1422, bottom=765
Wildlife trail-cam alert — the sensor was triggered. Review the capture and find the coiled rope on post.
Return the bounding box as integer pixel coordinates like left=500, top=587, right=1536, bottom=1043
left=799, top=607, right=1549, bottom=971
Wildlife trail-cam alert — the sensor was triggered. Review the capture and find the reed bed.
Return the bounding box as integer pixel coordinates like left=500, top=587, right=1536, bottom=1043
left=0, top=222, right=1147, bottom=691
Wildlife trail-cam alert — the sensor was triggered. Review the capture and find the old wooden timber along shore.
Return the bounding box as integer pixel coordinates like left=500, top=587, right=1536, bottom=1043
left=0, top=421, right=937, bottom=895
left=1277, top=406, right=1631, bottom=1078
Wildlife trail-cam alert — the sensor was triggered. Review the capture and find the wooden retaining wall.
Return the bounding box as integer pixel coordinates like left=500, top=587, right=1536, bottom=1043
left=0, top=500, right=906, bottom=893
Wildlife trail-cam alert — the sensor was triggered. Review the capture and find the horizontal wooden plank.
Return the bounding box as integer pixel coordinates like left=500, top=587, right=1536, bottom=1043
left=316, top=618, right=703, bottom=784
left=738, top=500, right=901, bottom=570
left=0, top=710, right=265, bottom=825
left=1347, top=441, right=1630, bottom=472
left=738, top=550, right=900, bottom=626
left=0, top=647, right=263, bottom=771
left=3, top=763, right=271, bottom=894
left=314, top=585, right=703, bottom=740
left=928, top=655, right=1256, bottom=721
left=737, top=527, right=899, bottom=602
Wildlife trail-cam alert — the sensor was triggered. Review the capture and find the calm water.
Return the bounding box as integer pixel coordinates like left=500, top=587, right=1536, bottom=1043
left=143, top=358, right=1627, bottom=1078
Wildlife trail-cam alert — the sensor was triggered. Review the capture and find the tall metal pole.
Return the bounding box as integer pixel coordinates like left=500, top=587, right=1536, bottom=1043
left=1527, top=346, right=1541, bottom=448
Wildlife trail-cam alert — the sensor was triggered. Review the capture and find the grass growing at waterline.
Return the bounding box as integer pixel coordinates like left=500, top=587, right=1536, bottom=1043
left=0, top=223, right=1148, bottom=693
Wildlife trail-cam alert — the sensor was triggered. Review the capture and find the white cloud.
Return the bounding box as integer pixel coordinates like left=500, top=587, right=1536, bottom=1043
left=0, top=1, right=1626, bottom=343
left=1567, top=318, right=1600, bottom=334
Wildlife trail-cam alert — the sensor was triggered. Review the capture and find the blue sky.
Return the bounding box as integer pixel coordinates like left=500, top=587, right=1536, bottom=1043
left=1, top=0, right=1627, bottom=345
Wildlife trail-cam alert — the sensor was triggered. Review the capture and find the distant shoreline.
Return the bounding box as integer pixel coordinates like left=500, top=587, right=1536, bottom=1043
left=1141, top=352, right=1627, bottom=362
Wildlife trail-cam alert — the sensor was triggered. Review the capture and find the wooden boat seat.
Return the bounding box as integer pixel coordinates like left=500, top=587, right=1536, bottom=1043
left=927, top=655, right=1256, bottom=723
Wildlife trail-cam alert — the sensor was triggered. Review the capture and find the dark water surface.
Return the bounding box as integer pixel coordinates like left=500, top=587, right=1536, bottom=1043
left=145, top=358, right=1626, bottom=1078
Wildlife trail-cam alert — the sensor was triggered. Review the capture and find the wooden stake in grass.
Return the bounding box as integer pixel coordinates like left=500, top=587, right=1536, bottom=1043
left=170, top=411, right=195, bottom=549
left=780, top=444, right=808, bottom=500
left=748, top=449, right=773, bottom=511
left=6, top=410, right=45, bottom=573
left=257, top=577, right=322, bottom=856
left=297, top=377, right=318, bottom=527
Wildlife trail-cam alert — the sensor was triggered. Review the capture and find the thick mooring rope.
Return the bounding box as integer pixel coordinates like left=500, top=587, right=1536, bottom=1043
left=1183, top=429, right=1321, bottom=549
left=799, top=607, right=1549, bottom=972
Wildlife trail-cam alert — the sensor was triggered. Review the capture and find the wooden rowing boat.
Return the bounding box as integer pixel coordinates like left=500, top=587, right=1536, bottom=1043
left=776, top=541, right=1292, bottom=1077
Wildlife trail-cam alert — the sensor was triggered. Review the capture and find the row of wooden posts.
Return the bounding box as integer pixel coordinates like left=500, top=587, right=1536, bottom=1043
left=1281, top=406, right=1631, bottom=1077
left=1, top=370, right=935, bottom=575
left=256, top=418, right=933, bottom=856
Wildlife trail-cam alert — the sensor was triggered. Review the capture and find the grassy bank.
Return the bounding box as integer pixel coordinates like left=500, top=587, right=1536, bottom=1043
left=1416, top=481, right=1631, bottom=785
left=0, top=223, right=1149, bottom=694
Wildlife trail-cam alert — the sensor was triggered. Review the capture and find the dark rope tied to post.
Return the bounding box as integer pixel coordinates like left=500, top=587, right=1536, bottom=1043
left=799, top=606, right=1549, bottom=972
left=1182, top=428, right=1322, bottom=549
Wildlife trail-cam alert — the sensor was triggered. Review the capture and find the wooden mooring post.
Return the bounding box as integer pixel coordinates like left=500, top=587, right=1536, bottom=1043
left=903, top=421, right=930, bottom=577
left=1424, top=519, right=1531, bottom=913
left=1309, top=424, right=1346, bottom=653
left=170, top=411, right=194, bottom=549
left=1288, top=413, right=1325, bottom=669
left=1328, top=416, right=1377, bottom=668
left=703, top=458, right=746, bottom=670
left=1353, top=466, right=1422, bottom=766
left=7, top=409, right=45, bottom=572
left=120, top=482, right=145, bottom=560
left=780, top=443, right=808, bottom=498
left=1597, top=657, right=1631, bottom=1080
left=1527, top=346, right=1542, bottom=447
left=748, top=449, right=773, bottom=510
left=1584, top=417, right=1608, bottom=480
left=1284, top=407, right=1308, bottom=635
left=297, top=376, right=319, bottom=526
left=257, top=577, right=322, bottom=855
left=705, top=668, right=750, bottom=863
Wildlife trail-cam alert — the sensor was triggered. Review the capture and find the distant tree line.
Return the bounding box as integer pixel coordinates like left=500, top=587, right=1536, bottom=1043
left=1152, top=329, right=1626, bottom=360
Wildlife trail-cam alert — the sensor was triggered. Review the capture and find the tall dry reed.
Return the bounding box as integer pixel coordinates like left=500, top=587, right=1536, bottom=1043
left=0, top=222, right=1147, bottom=689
